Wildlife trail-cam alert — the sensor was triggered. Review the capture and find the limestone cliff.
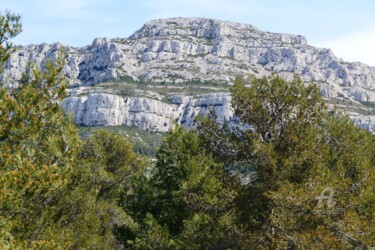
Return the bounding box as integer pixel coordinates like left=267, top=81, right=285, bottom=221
left=61, top=90, right=374, bottom=133
left=62, top=92, right=234, bottom=132
left=2, top=17, right=375, bottom=132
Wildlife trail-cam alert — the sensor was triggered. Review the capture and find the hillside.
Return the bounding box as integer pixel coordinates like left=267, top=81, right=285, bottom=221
left=2, top=17, right=375, bottom=136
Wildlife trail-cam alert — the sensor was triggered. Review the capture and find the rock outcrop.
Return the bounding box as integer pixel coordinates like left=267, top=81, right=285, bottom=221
left=62, top=91, right=374, bottom=134
left=4, top=18, right=375, bottom=99
left=62, top=92, right=234, bottom=132
left=3, top=17, right=375, bottom=132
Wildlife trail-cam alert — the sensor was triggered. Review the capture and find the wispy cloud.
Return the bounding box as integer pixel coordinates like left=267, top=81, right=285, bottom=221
left=316, top=27, right=375, bottom=67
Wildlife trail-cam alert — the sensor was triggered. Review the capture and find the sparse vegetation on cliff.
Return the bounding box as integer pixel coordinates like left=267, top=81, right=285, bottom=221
left=1, top=12, right=374, bottom=250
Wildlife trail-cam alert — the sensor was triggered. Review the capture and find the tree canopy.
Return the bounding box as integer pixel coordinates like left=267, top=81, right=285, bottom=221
left=126, top=76, right=375, bottom=249
left=198, top=76, right=375, bottom=248
left=0, top=11, right=145, bottom=249
left=0, top=10, right=374, bottom=249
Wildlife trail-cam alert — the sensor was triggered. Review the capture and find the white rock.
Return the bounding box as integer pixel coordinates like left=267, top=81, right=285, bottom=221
left=61, top=92, right=234, bottom=132
left=349, top=88, right=368, bottom=102
left=320, top=84, right=337, bottom=98
left=3, top=17, right=375, bottom=94
left=62, top=93, right=179, bottom=132
left=62, top=90, right=375, bottom=134
left=2, top=17, right=375, bottom=132
left=351, top=115, right=375, bottom=132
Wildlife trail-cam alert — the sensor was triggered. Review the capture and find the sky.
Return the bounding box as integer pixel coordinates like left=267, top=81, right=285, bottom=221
left=1, top=0, right=375, bottom=66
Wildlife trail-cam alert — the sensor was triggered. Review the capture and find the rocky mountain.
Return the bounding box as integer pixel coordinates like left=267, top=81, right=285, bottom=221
left=2, top=17, right=375, bottom=133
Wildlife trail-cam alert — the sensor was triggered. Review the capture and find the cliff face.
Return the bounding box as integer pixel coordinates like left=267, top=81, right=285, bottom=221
left=61, top=89, right=374, bottom=133
left=61, top=92, right=234, bottom=132
left=2, top=17, right=375, bottom=132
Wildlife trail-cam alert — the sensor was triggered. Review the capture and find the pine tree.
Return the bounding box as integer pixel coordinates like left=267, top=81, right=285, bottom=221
left=199, top=76, right=375, bottom=248
left=0, top=11, right=82, bottom=248
left=43, top=130, right=146, bottom=249
left=124, top=126, right=240, bottom=249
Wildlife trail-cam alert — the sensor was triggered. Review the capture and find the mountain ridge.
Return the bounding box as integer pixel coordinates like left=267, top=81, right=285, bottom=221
left=2, top=17, right=375, bottom=132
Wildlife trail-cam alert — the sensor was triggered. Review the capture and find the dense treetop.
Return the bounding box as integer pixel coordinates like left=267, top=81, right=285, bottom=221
left=0, top=11, right=374, bottom=249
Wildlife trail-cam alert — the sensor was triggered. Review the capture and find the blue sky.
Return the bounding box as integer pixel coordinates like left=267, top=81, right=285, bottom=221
left=2, top=0, right=375, bottom=66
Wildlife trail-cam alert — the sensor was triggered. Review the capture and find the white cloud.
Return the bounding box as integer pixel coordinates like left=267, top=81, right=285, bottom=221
left=315, top=27, right=375, bottom=67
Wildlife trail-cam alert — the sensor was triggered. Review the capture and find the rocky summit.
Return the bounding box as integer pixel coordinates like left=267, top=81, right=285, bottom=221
left=2, top=17, right=375, bottom=132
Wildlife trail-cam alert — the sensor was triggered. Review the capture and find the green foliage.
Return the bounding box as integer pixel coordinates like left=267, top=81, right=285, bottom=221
left=122, top=76, right=374, bottom=248
left=0, top=11, right=21, bottom=74
left=0, top=11, right=83, bottom=248
left=123, top=126, right=239, bottom=249
left=198, top=76, right=375, bottom=248
left=79, top=130, right=145, bottom=194
left=0, top=51, right=82, bottom=247
left=1, top=10, right=373, bottom=249
left=80, top=125, right=165, bottom=157
left=231, top=75, right=325, bottom=144
left=0, top=11, right=146, bottom=249
left=127, top=213, right=177, bottom=250
left=360, top=100, right=375, bottom=109
left=41, top=130, right=146, bottom=249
